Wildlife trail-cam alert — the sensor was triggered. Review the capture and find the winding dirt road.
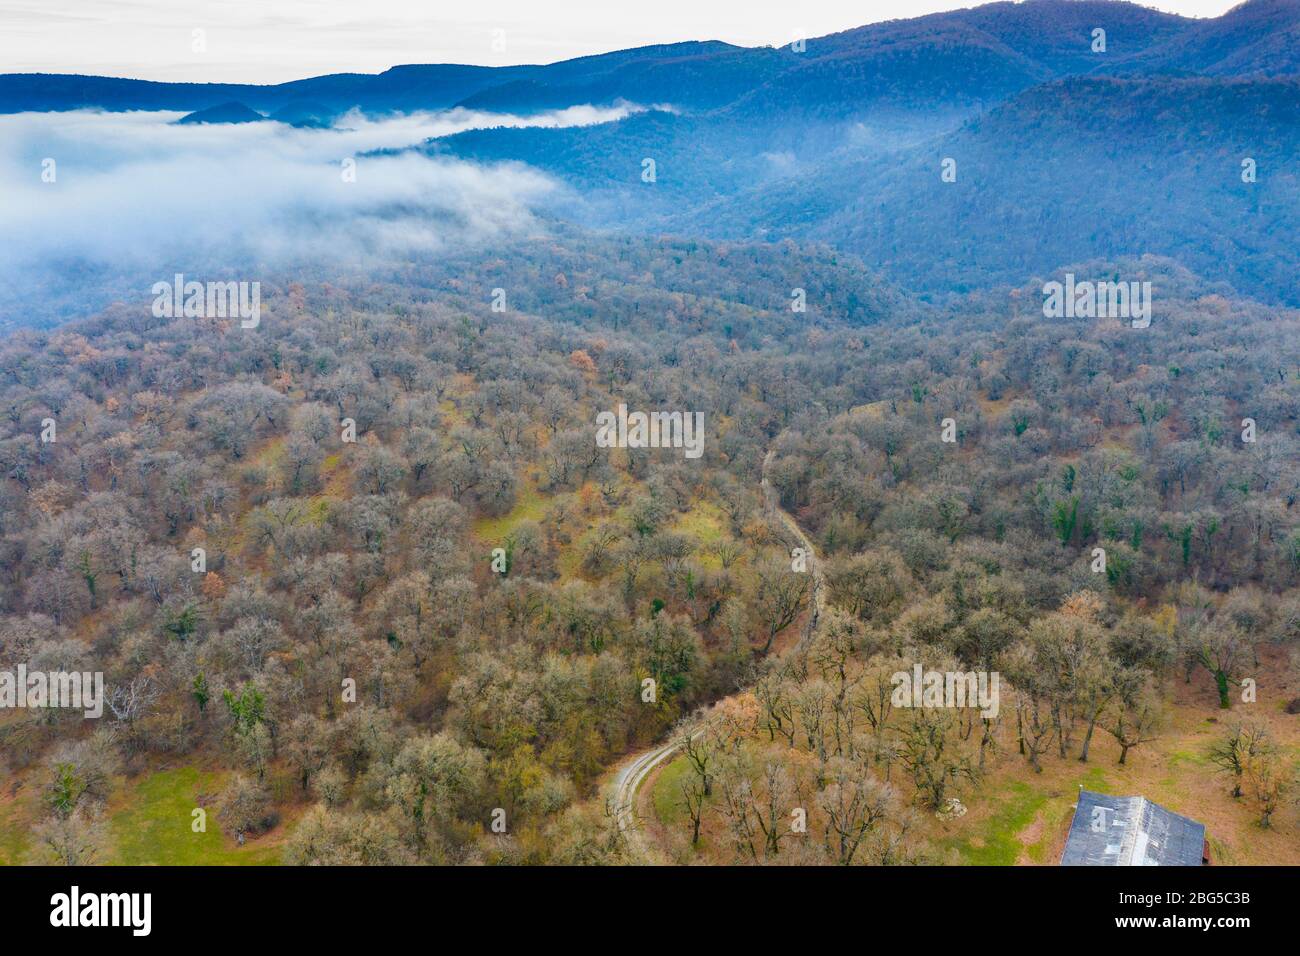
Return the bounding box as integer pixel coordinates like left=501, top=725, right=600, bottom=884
left=610, top=445, right=824, bottom=861
left=611, top=736, right=683, bottom=862
left=761, top=447, right=826, bottom=637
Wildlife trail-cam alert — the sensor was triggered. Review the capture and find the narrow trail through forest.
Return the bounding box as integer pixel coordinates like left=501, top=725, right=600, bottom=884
left=610, top=443, right=824, bottom=862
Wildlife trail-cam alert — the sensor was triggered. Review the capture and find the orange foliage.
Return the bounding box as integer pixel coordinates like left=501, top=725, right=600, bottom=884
left=568, top=349, right=596, bottom=375
left=202, top=572, right=227, bottom=601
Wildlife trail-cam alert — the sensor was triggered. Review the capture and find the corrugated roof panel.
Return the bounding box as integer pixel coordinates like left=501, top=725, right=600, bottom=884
left=1061, top=790, right=1205, bottom=866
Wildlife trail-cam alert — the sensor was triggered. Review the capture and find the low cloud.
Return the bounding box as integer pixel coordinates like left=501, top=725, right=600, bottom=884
left=0, top=104, right=641, bottom=326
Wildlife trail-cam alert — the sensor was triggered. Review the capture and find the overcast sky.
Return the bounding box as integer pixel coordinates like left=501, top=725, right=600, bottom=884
left=2, top=0, right=1244, bottom=84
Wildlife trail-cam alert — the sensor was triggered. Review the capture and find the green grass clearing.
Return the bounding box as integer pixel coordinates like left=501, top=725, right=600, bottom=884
left=472, top=480, right=548, bottom=543
left=108, top=767, right=281, bottom=865
left=0, top=790, right=38, bottom=865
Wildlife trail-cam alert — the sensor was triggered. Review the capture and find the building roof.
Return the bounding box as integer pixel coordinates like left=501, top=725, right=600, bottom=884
left=1061, top=790, right=1206, bottom=866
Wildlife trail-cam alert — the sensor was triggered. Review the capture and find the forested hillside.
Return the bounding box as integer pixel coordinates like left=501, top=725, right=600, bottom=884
left=422, top=2, right=1300, bottom=306
left=685, top=76, right=1300, bottom=303
left=7, top=1, right=1300, bottom=321
left=1, top=235, right=1297, bottom=864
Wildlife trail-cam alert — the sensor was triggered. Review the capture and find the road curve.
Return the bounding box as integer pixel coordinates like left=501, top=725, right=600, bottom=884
left=610, top=443, right=825, bottom=862
left=611, top=736, right=683, bottom=862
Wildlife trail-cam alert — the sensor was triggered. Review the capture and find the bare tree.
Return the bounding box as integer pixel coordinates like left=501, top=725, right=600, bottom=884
left=34, top=807, right=105, bottom=865
left=1104, top=681, right=1162, bottom=765
left=1243, top=744, right=1291, bottom=830
left=678, top=720, right=717, bottom=796
left=106, top=676, right=160, bottom=750
left=1190, top=621, right=1257, bottom=710
left=754, top=672, right=796, bottom=747
left=1005, top=645, right=1056, bottom=772
left=679, top=776, right=706, bottom=848
left=753, top=558, right=809, bottom=655
left=817, top=755, right=894, bottom=865
left=898, top=708, right=972, bottom=810
left=1209, top=721, right=1269, bottom=798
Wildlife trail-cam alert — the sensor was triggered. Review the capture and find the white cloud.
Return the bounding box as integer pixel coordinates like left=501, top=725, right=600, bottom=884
left=0, top=105, right=635, bottom=323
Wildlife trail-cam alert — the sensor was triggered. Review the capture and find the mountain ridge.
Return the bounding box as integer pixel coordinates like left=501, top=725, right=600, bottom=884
left=3, top=1, right=1294, bottom=118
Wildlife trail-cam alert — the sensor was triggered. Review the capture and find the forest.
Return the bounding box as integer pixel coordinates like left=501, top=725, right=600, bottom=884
left=0, top=232, right=1296, bottom=865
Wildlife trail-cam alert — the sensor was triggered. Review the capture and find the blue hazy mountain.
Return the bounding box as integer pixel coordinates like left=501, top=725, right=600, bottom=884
left=423, top=0, right=1300, bottom=305
left=5, top=2, right=1292, bottom=119
left=4, top=0, right=1299, bottom=309
left=1096, top=0, right=1300, bottom=75
left=267, top=100, right=343, bottom=127
left=679, top=75, right=1300, bottom=301
left=176, top=101, right=267, bottom=124
left=0, top=40, right=753, bottom=115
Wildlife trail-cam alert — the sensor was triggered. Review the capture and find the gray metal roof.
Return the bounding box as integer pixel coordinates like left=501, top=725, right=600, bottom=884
left=1061, top=790, right=1205, bottom=866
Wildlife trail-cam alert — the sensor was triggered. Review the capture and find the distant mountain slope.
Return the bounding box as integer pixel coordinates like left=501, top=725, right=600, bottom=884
left=177, top=101, right=266, bottom=124
left=432, top=100, right=969, bottom=229
left=432, top=111, right=761, bottom=225
left=721, top=25, right=1054, bottom=121
left=5, top=0, right=1299, bottom=308
left=806, top=0, right=1192, bottom=69
left=715, top=0, right=1198, bottom=122
left=711, top=0, right=1197, bottom=122
left=0, top=73, right=281, bottom=113
left=1106, top=0, right=1300, bottom=76
left=6, top=1, right=1292, bottom=120
left=455, top=46, right=794, bottom=113
left=0, top=67, right=493, bottom=115
left=0, top=41, right=750, bottom=116
left=267, top=99, right=340, bottom=128
left=690, top=76, right=1300, bottom=304
left=438, top=6, right=1200, bottom=198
